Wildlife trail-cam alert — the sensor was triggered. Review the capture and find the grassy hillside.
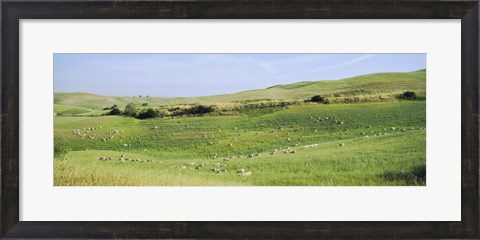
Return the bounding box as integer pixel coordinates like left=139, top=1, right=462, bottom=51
left=173, top=70, right=426, bottom=104
left=54, top=92, right=174, bottom=110
left=54, top=70, right=426, bottom=186
left=54, top=104, right=110, bottom=116
left=55, top=101, right=426, bottom=186
left=54, top=70, right=426, bottom=111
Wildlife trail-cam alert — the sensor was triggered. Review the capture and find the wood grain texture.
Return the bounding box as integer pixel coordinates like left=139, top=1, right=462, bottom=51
left=461, top=3, right=479, bottom=238
left=1, top=0, right=20, bottom=237
left=1, top=0, right=479, bottom=239
left=1, top=0, right=478, bottom=19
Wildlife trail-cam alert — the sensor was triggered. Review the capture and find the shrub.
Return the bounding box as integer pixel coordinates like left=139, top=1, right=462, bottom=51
left=54, top=139, right=68, bottom=158
left=142, top=103, right=148, bottom=106
left=137, top=108, right=159, bottom=119
left=123, top=103, right=137, bottom=117
left=187, top=105, right=215, bottom=115
left=172, top=105, right=215, bottom=116
left=109, top=106, right=121, bottom=115
left=400, top=91, right=417, bottom=100
left=310, top=95, right=329, bottom=104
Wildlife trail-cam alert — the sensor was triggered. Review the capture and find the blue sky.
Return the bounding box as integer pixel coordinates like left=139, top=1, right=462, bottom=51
left=54, top=53, right=426, bottom=97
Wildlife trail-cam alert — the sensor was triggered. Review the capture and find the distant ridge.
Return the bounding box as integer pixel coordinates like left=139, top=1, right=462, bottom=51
left=55, top=70, right=426, bottom=109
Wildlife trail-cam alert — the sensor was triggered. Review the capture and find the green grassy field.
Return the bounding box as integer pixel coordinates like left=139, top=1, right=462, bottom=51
left=54, top=70, right=426, bottom=186
left=54, top=92, right=174, bottom=110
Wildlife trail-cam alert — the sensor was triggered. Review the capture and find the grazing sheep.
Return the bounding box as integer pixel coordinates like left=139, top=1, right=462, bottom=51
left=282, top=149, right=296, bottom=154
left=239, top=171, right=252, bottom=176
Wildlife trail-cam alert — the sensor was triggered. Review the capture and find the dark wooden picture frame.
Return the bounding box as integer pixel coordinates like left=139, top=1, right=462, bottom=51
left=1, top=0, right=479, bottom=239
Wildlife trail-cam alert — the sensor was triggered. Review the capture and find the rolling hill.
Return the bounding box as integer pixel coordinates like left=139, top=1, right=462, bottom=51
left=54, top=69, right=426, bottom=110
left=54, top=92, right=175, bottom=110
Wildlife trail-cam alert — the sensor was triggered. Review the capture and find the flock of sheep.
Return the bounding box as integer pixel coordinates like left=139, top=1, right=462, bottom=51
left=71, top=126, right=127, bottom=143
left=72, top=115, right=423, bottom=178
left=176, top=161, right=252, bottom=176
left=98, top=154, right=155, bottom=163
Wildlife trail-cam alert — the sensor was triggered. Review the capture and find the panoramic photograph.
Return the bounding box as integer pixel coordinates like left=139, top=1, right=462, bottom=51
left=54, top=53, right=426, bottom=186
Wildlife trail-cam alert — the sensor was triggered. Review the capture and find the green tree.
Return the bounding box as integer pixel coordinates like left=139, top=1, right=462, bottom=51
left=108, top=105, right=122, bottom=115
left=124, top=103, right=137, bottom=117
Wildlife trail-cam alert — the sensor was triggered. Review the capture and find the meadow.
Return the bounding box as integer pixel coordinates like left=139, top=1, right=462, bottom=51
left=54, top=70, right=426, bottom=186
